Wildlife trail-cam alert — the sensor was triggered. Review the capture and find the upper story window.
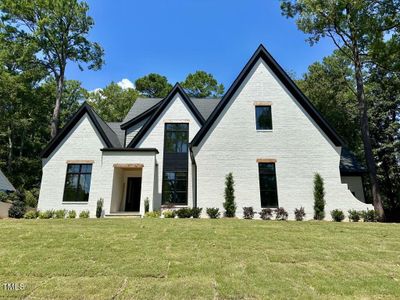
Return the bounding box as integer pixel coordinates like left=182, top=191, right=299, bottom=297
left=164, top=123, right=189, bottom=153
left=258, top=163, right=278, bottom=208
left=255, top=106, right=272, bottom=130
left=63, top=164, right=92, bottom=202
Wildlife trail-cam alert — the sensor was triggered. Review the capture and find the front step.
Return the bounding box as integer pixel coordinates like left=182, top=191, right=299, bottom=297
left=105, top=212, right=142, bottom=218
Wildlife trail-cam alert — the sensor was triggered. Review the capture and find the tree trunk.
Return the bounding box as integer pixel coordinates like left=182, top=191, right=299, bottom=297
left=7, top=125, right=13, bottom=174
left=51, top=72, right=65, bottom=138
left=353, top=49, right=385, bottom=220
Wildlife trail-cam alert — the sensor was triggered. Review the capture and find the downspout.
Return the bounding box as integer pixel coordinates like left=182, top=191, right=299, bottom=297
left=189, top=143, right=197, bottom=208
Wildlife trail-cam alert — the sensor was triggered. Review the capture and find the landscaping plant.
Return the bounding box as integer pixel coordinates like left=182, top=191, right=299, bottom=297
left=54, top=209, right=67, bottom=219
left=243, top=207, right=255, bottom=219
left=79, top=210, right=90, bottom=218
left=176, top=208, right=192, bottom=218
left=206, top=208, right=220, bottom=219
left=162, top=210, right=176, bottom=218
left=24, top=210, right=38, bottom=219
left=259, top=208, right=273, bottom=220
left=8, top=200, right=26, bottom=219
left=313, top=173, right=325, bottom=220
left=275, top=207, right=288, bottom=221
left=144, top=198, right=150, bottom=213
left=223, top=172, right=236, bottom=217
left=191, top=207, right=202, bottom=218
left=145, top=211, right=161, bottom=218
left=348, top=210, right=361, bottom=222
left=361, top=210, right=378, bottom=222
left=331, top=209, right=345, bottom=222
left=294, top=207, right=306, bottom=221
left=39, top=210, right=54, bottom=219
left=67, top=210, right=77, bottom=219
left=96, top=198, right=103, bottom=218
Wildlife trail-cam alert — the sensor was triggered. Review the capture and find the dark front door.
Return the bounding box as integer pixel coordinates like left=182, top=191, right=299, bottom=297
left=125, top=177, right=142, bottom=212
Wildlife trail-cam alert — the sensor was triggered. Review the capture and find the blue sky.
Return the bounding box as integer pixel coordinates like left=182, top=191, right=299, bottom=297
left=66, top=0, right=335, bottom=92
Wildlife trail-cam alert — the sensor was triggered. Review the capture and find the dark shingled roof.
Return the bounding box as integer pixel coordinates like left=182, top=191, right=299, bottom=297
left=123, top=97, right=221, bottom=124
left=91, top=109, right=122, bottom=148
left=106, top=122, right=125, bottom=146
left=340, top=148, right=367, bottom=174
left=0, top=169, right=15, bottom=192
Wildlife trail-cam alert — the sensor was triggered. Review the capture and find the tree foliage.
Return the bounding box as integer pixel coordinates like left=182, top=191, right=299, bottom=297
left=181, top=70, right=224, bottom=98
left=0, top=0, right=104, bottom=138
left=87, top=82, right=139, bottom=122
left=135, top=73, right=172, bottom=98
left=223, top=172, right=236, bottom=217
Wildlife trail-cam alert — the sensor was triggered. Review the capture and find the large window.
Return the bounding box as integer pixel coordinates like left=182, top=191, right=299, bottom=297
left=63, top=164, right=92, bottom=202
left=162, top=172, right=188, bottom=205
left=255, top=106, right=272, bottom=130
left=164, top=123, right=189, bottom=153
left=258, top=163, right=278, bottom=208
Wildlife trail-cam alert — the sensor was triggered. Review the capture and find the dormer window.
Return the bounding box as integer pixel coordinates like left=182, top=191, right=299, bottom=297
left=255, top=106, right=272, bottom=130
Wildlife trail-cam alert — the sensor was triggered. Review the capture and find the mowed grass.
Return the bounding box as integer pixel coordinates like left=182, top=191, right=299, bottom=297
left=0, top=219, right=399, bottom=299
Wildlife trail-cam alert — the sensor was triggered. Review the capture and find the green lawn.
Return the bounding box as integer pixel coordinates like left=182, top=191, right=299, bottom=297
left=0, top=219, right=399, bottom=299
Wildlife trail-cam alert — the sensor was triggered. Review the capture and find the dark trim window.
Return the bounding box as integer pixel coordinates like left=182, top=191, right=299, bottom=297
left=258, top=163, right=278, bottom=208
left=255, top=106, right=272, bottom=130
left=162, top=171, right=188, bottom=205
left=63, top=164, right=92, bottom=202
left=164, top=123, right=189, bottom=153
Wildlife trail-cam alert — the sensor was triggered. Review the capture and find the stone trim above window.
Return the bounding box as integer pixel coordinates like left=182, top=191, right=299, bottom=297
left=254, top=101, right=273, bottom=106
left=256, top=158, right=277, bottom=163
left=66, top=160, right=94, bottom=164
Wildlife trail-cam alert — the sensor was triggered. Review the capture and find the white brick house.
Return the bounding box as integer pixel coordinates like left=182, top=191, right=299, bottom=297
left=38, top=45, right=372, bottom=219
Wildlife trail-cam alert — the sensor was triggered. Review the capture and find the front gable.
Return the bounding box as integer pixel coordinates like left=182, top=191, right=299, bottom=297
left=191, top=45, right=344, bottom=148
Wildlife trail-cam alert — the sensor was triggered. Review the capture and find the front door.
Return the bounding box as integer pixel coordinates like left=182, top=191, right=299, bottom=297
left=125, top=177, right=142, bottom=212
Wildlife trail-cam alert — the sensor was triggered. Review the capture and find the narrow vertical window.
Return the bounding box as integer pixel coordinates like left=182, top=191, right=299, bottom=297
left=63, top=164, right=92, bottom=202
left=258, top=163, right=278, bottom=208
left=255, top=106, right=272, bottom=130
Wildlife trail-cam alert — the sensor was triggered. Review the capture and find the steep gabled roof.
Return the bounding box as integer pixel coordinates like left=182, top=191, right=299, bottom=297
left=128, top=83, right=205, bottom=148
left=191, top=44, right=345, bottom=147
left=41, top=102, right=121, bottom=158
left=0, top=169, right=15, bottom=192
left=120, top=101, right=162, bottom=130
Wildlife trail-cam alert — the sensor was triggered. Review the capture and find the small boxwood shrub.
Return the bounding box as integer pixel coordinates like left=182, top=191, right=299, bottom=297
left=259, top=208, right=273, bottom=220
left=67, top=210, right=77, bottom=219
left=0, top=191, right=8, bottom=203
left=39, top=210, right=54, bottom=219
left=8, top=200, right=26, bottom=219
left=348, top=210, right=361, bottom=222
left=96, top=198, right=103, bottom=218
left=162, top=210, right=176, bottom=218
left=361, top=209, right=377, bottom=222
left=275, top=207, right=288, bottom=221
left=206, top=207, right=220, bottom=219
left=243, top=207, right=255, bottom=219
left=54, top=209, right=67, bottom=219
left=294, top=207, right=306, bottom=221
left=145, top=211, right=160, bottom=218
left=191, top=207, right=202, bottom=218
left=79, top=210, right=90, bottom=218
left=24, top=189, right=39, bottom=208
left=24, top=210, right=38, bottom=219
left=331, top=209, right=345, bottom=222
left=177, top=207, right=192, bottom=218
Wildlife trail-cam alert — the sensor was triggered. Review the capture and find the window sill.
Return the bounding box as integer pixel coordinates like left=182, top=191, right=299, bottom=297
left=256, top=130, right=273, bottom=132
left=62, top=202, right=89, bottom=205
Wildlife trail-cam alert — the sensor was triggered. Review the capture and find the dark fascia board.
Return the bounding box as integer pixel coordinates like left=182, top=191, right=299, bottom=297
left=128, top=83, right=205, bottom=148
left=191, top=44, right=345, bottom=147
left=120, top=101, right=162, bottom=130
left=41, top=102, right=114, bottom=158
left=101, top=148, right=159, bottom=154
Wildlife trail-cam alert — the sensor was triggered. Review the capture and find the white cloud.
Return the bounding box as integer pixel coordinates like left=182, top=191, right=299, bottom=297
left=89, top=88, right=103, bottom=94
left=117, top=78, right=135, bottom=90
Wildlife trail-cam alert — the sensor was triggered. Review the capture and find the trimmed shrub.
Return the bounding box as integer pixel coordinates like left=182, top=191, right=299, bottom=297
left=96, top=198, right=104, bottom=218
left=259, top=208, right=273, bottom=220
left=38, top=210, right=54, bottom=219
left=24, top=189, right=39, bottom=208
left=162, top=210, right=176, bottom=218
left=8, top=200, right=26, bottom=219
left=24, top=210, right=38, bottom=219
left=275, top=207, right=288, bottom=221
left=348, top=210, right=361, bottom=222
left=0, top=191, right=8, bottom=203
left=331, top=209, right=345, bottom=222
left=206, top=208, right=220, bottom=219
left=191, top=207, right=202, bottom=218
left=243, top=207, right=255, bottom=219
left=54, top=209, right=66, bottom=219
left=313, top=173, right=325, bottom=220
left=176, top=207, right=192, bottom=218
left=294, top=207, right=306, bottom=221
left=79, top=210, right=90, bottom=218
left=145, top=211, right=161, bottom=218
left=144, top=198, right=150, bottom=213
left=361, top=209, right=377, bottom=222
left=223, top=172, right=236, bottom=217
left=67, top=210, right=77, bottom=219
